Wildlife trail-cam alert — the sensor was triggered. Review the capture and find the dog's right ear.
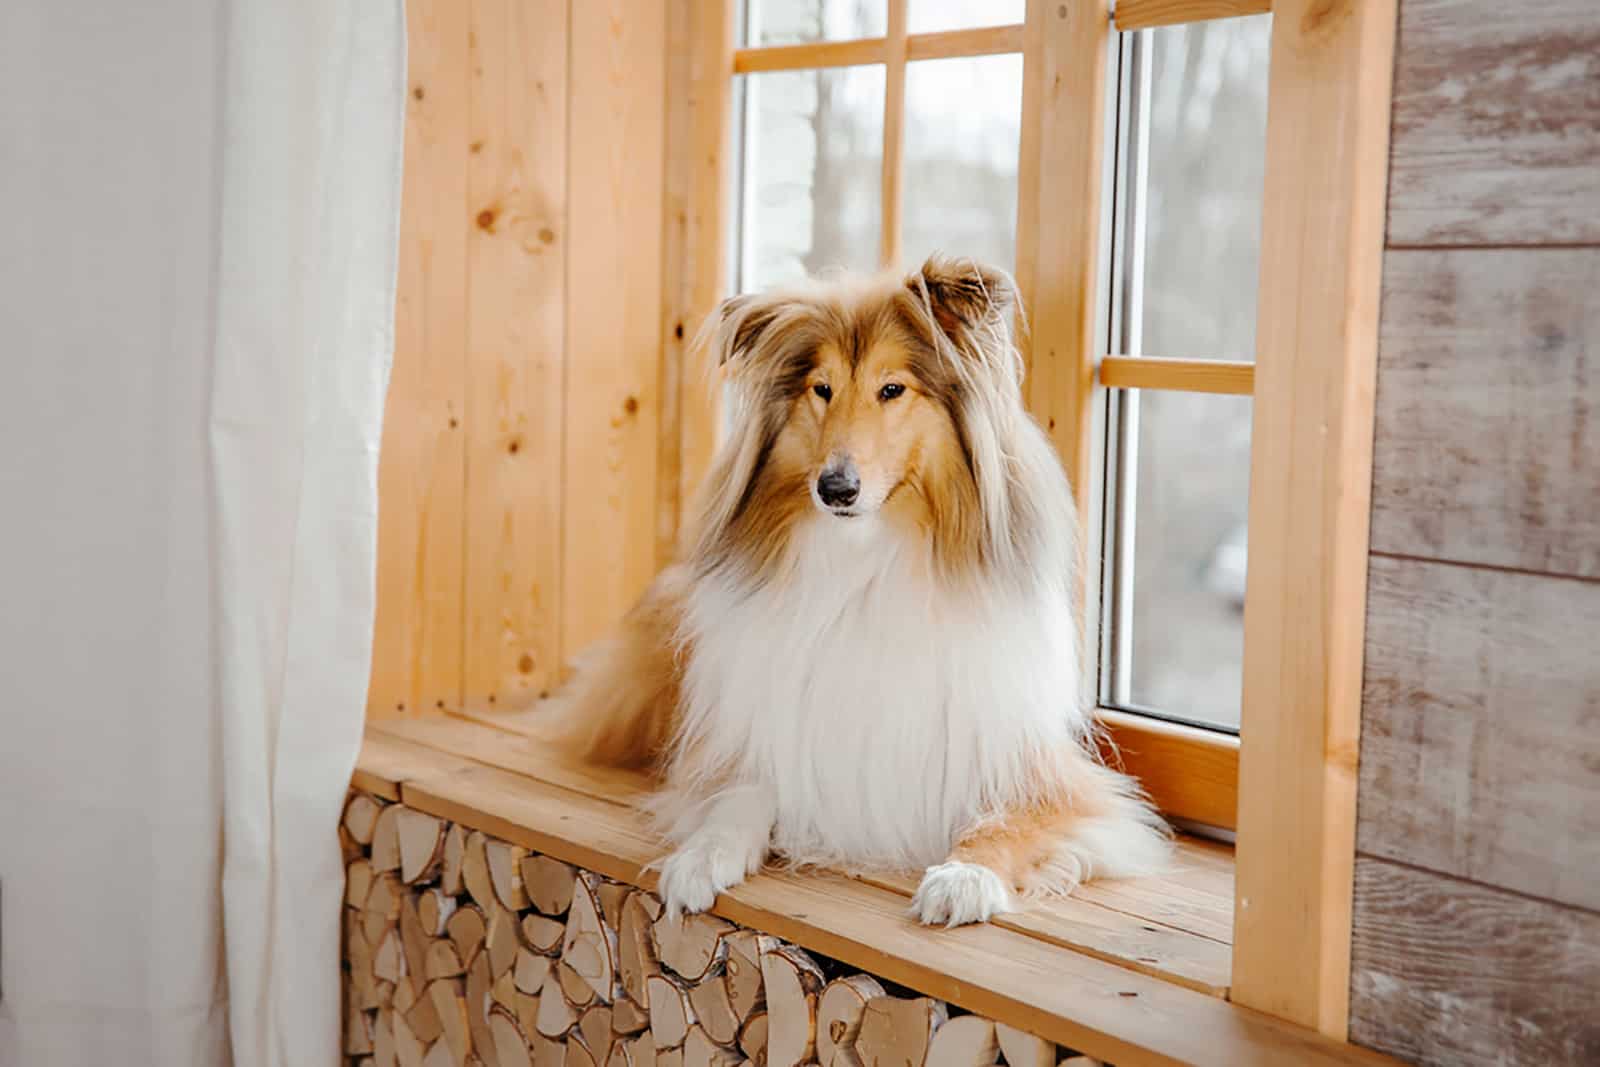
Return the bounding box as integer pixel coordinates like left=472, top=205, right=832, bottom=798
left=703, top=293, right=785, bottom=370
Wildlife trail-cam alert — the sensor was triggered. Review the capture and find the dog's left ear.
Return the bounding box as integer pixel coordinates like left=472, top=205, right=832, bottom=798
left=909, top=255, right=1018, bottom=342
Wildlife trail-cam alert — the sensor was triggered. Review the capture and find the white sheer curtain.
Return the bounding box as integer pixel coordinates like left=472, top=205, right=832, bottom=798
left=0, top=2, right=405, bottom=1065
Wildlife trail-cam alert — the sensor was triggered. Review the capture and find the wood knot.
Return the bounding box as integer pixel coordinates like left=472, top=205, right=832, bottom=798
left=829, top=1021, right=847, bottom=1043
left=412, top=86, right=425, bottom=101
left=507, top=436, right=522, bottom=454
left=476, top=208, right=497, bottom=232
left=674, top=322, right=685, bottom=340
left=518, top=654, right=535, bottom=674
left=538, top=227, right=556, bottom=245
left=1300, top=0, right=1349, bottom=36
left=470, top=140, right=484, bottom=154
left=623, top=395, right=639, bottom=416
left=1057, top=3, right=1067, bottom=16
left=448, top=417, right=459, bottom=428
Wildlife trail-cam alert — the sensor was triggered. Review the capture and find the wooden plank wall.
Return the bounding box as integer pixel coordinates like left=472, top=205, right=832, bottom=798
left=371, top=0, right=694, bottom=718
left=1350, top=0, right=1600, bottom=1062
left=370, top=0, right=470, bottom=717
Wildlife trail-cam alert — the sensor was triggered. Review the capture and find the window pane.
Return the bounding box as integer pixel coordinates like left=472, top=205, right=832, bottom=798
left=1141, top=16, right=1270, bottom=361
left=1126, top=391, right=1251, bottom=729
left=736, top=67, right=885, bottom=291
left=743, top=0, right=886, bottom=47
left=901, top=55, right=1022, bottom=272
left=908, top=0, right=1025, bottom=34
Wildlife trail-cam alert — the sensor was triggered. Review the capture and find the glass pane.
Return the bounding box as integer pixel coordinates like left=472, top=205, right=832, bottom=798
left=1126, top=391, right=1251, bottom=730
left=902, top=55, right=1022, bottom=272
left=736, top=66, right=886, bottom=291
left=908, top=0, right=1025, bottom=34
left=1141, top=15, right=1270, bottom=361
left=743, top=0, right=886, bottom=47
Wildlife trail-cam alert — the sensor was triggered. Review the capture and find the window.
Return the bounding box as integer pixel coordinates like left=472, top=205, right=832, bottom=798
left=1097, top=18, right=1271, bottom=736
left=708, top=7, right=1394, bottom=1028
left=731, top=1, right=1031, bottom=283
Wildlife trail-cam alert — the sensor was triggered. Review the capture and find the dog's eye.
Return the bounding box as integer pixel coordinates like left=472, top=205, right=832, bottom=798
left=812, top=383, right=832, bottom=402
left=878, top=382, right=905, bottom=402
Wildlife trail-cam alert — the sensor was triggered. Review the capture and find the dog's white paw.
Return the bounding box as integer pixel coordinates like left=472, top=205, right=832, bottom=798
left=657, top=841, right=753, bottom=920
left=911, top=861, right=1013, bottom=927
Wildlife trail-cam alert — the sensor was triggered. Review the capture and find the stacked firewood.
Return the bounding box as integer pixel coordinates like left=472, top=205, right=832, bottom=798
left=341, top=791, right=1102, bottom=1067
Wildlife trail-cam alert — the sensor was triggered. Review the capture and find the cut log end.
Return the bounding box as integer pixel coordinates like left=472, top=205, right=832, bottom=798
left=490, top=1005, right=535, bottom=1067
left=856, top=997, right=947, bottom=1067
left=653, top=912, right=734, bottom=983
left=563, top=875, right=619, bottom=1003
left=521, top=854, right=579, bottom=915
left=684, top=1024, right=743, bottom=1067
left=486, top=840, right=532, bottom=911
left=737, top=1012, right=768, bottom=1067
left=760, top=946, right=824, bottom=1067
left=397, top=809, right=446, bottom=884
left=995, top=1025, right=1054, bottom=1067
left=689, top=974, right=742, bottom=1046
left=646, top=973, right=695, bottom=1051
left=925, top=1015, right=998, bottom=1067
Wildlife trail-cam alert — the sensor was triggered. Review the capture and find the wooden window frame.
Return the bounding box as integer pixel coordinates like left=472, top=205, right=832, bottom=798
left=679, top=0, right=1394, bottom=1040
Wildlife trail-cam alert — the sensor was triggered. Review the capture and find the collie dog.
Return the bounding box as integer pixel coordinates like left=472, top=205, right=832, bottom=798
left=546, top=256, right=1169, bottom=925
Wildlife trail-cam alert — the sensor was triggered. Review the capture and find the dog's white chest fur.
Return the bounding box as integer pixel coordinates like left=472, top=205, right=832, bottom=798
left=676, top=515, right=1085, bottom=872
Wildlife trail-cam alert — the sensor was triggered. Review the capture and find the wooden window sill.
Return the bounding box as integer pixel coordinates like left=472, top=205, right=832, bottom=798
left=355, top=712, right=1392, bottom=1065
left=1097, top=709, right=1240, bottom=832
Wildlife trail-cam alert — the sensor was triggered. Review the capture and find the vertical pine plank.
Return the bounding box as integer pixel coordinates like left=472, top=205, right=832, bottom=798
left=1233, top=0, right=1397, bottom=1038
left=563, top=0, right=670, bottom=659
left=462, top=0, right=569, bottom=707
left=1017, top=0, right=1110, bottom=535
left=880, top=0, right=909, bottom=269
left=655, top=0, right=693, bottom=568
left=563, top=0, right=668, bottom=662
left=1011, top=0, right=1045, bottom=387
left=369, top=0, right=469, bottom=719
left=676, top=0, right=737, bottom=540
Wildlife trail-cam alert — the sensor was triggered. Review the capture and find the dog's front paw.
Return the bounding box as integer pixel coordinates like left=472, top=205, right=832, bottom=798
left=657, top=842, right=753, bottom=920
left=911, top=861, right=1014, bottom=927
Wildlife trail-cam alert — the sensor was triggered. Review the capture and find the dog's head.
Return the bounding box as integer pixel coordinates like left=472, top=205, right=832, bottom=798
left=691, top=255, right=1028, bottom=579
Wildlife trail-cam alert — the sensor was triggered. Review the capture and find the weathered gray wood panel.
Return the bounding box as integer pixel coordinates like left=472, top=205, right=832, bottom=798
left=1350, top=857, right=1600, bottom=1066
left=1386, top=0, right=1600, bottom=246
left=1359, top=555, right=1600, bottom=912
left=1371, top=249, right=1600, bottom=579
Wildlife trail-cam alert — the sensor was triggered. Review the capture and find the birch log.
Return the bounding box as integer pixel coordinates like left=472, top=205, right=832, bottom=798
left=760, top=946, right=824, bottom=1067
left=816, top=976, right=885, bottom=1067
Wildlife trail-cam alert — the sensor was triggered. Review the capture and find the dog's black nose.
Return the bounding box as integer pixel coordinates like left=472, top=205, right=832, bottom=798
left=817, top=465, right=860, bottom=508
